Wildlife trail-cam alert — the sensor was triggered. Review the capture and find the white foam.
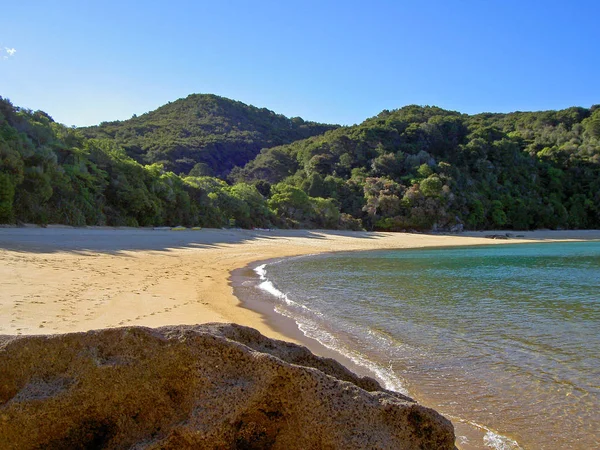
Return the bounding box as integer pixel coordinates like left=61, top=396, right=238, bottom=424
left=254, top=263, right=267, bottom=280
left=254, top=264, right=313, bottom=312
left=297, top=319, right=408, bottom=394
left=447, top=415, right=523, bottom=450
left=255, top=262, right=409, bottom=394
left=483, top=430, right=522, bottom=450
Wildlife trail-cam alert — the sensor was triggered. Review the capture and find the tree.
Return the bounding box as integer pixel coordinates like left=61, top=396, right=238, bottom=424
left=490, top=200, right=507, bottom=227
left=311, top=197, right=340, bottom=228
left=0, top=173, right=15, bottom=223
left=419, top=175, right=443, bottom=197
left=268, top=183, right=314, bottom=226
left=188, top=162, right=213, bottom=177
left=227, top=183, right=271, bottom=228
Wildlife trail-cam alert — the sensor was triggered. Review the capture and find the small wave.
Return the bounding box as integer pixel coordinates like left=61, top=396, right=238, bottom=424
left=448, top=414, right=522, bottom=450
left=254, top=265, right=313, bottom=312
left=255, top=263, right=408, bottom=394
left=483, top=430, right=522, bottom=450
left=254, top=263, right=267, bottom=280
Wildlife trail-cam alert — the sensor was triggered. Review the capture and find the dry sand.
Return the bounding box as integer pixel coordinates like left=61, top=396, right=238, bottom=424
left=2, top=227, right=599, bottom=341
left=2, top=227, right=599, bottom=450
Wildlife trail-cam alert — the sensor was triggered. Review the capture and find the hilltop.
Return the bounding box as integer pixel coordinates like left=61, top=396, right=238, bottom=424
left=81, top=94, right=338, bottom=176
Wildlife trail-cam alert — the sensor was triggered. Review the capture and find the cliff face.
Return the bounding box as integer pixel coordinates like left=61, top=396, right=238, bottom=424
left=0, top=323, right=455, bottom=449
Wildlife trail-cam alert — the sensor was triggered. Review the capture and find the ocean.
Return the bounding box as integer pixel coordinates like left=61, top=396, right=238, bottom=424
left=233, top=241, right=600, bottom=449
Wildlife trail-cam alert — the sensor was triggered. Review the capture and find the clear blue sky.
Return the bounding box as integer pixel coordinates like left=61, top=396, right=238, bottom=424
left=1, top=0, right=599, bottom=127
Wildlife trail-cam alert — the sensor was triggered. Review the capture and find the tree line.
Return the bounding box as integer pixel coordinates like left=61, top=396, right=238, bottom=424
left=233, top=104, right=600, bottom=230
left=1, top=96, right=599, bottom=230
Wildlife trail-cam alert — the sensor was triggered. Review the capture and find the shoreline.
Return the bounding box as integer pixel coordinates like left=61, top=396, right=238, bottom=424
left=229, top=240, right=600, bottom=450
left=229, top=250, right=519, bottom=450
left=1, top=227, right=598, bottom=341
left=2, top=228, right=600, bottom=449
left=229, top=257, right=386, bottom=387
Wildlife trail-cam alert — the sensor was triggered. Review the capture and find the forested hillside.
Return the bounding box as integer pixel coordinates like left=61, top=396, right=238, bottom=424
left=1, top=94, right=599, bottom=230
left=82, top=94, right=338, bottom=176
left=234, top=105, right=600, bottom=230
left=0, top=97, right=275, bottom=228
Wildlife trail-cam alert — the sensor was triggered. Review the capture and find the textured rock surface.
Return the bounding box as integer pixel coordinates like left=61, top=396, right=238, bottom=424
left=0, top=323, right=455, bottom=449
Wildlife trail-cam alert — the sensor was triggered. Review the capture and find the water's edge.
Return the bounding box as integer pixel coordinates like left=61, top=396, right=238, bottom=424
left=229, top=250, right=524, bottom=450
left=230, top=258, right=378, bottom=382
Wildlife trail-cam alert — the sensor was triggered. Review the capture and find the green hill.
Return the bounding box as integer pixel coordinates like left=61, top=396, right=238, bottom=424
left=2, top=94, right=599, bottom=231
left=234, top=104, right=600, bottom=230
left=0, top=96, right=277, bottom=228
left=81, top=94, right=338, bottom=176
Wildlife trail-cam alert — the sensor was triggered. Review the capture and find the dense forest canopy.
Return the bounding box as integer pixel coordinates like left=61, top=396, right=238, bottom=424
left=1, top=94, right=599, bottom=231
left=81, top=94, right=338, bottom=176
left=233, top=104, right=600, bottom=230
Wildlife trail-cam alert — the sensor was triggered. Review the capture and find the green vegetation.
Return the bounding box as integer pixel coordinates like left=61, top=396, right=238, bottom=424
left=82, top=94, right=337, bottom=176
left=1, top=95, right=599, bottom=231
left=234, top=105, right=600, bottom=230
left=0, top=96, right=331, bottom=228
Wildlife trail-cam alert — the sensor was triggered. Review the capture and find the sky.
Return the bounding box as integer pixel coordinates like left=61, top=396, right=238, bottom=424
left=1, top=0, right=599, bottom=127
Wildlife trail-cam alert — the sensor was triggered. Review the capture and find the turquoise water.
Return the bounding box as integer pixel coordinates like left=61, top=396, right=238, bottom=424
left=255, top=242, right=600, bottom=449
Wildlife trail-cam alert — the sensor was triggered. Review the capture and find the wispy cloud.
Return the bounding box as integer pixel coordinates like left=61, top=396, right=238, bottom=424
left=1, top=46, right=17, bottom=60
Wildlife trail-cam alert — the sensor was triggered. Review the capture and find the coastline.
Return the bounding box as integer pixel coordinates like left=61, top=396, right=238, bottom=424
left=1, top=227, right=599, bottom=340
left=229, top=250, right=514, bottom=450
left=2, top=227, right=600, bottom=449
left=229, top=257, right=387, bottom=386
left=229, top=239, right=600, bottom=450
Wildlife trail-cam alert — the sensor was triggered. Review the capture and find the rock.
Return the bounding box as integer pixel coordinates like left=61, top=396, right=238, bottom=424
left=449, top=224, right=464, bottom=233
left=0, top=324, right=455, bottom=449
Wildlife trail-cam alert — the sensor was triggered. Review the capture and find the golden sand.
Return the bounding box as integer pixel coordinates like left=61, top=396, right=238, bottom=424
left=2, top=227, right=598, bottom=340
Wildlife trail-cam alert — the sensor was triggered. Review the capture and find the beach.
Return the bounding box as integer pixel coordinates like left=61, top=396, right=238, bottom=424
left=1, top=227, right=599, bottom=340
left=2, top=227, right=600, bottom=449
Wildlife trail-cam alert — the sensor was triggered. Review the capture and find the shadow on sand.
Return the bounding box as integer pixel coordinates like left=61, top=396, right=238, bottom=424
left=0, top=227, right=385, bottom=255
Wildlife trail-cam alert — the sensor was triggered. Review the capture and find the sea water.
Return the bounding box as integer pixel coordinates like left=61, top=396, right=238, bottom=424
left=250, top=242, right=600, bottom=449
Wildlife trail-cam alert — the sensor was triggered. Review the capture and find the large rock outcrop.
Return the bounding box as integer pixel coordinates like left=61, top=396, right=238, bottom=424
left=0, top=323, right=455, bottom=449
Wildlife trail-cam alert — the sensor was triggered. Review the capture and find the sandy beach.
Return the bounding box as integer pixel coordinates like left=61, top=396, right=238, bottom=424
left=2, top=227, right=600, bottom=449
left=2, top=227, right=599, bottom=340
